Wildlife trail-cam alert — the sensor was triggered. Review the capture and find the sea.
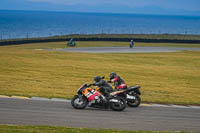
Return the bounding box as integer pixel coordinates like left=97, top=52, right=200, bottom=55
left=0, top=10, right=200, bottom=40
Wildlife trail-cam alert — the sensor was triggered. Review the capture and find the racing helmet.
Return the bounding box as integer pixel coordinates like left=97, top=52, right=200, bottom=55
left=109, top=72, right=117, bottom=80
left=94, top=76, right=101, bottom=82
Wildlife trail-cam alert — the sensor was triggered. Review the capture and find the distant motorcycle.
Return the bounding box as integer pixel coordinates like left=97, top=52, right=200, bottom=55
left=71, top=83, right=127, bottom=111
left=129, top=40, right=134, bottom=48
left=67, top=38, right=76, bottom=47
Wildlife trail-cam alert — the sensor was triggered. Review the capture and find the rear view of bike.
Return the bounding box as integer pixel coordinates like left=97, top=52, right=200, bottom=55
left=126, top=85, right=141, bottom=107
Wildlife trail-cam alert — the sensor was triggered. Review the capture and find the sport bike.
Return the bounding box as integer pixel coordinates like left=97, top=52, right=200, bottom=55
left=106, top=81, right=141, bottom=107
left=71, top=83, right=126, bottom=111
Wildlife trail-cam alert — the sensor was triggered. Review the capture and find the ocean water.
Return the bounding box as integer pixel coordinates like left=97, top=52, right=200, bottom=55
left=0, top=10, right=200, bottom=39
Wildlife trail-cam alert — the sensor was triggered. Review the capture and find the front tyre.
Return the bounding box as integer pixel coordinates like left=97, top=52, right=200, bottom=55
left=110, top=97, right=126, bottom=111
left=127, top=95, right=141, bottom=107
left=71, top=95, right=88, bottom=109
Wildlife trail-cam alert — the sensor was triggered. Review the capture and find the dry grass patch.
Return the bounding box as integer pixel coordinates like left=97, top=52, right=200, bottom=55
left=0, top=42, right=200, bottom=105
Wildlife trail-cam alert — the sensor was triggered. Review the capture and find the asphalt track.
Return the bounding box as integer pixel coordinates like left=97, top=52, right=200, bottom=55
left=0, top=98, right=200, bottom=131
left=52, top=46, right=200, bottom=53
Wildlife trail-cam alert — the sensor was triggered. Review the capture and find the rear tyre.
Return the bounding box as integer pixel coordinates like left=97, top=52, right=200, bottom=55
left=110, top=97, right=126, bottom=111
left=127, top=94, right=141, bottom=107
left=71, top=95, right=88, bottom=109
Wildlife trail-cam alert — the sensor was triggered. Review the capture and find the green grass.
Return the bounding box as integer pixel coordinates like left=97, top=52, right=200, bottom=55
left=0, top=42, right=200, bottom=105
left=0, top=125, right=192, bottom=133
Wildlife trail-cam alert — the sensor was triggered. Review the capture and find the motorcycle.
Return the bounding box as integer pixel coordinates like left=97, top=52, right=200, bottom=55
left=129, top=40, right=134, bottom=48
left=96, top=76, right=141, bottom=107
left=108, top=85, right=141, bottom=107
left=71, top=83, right=126, bottom=111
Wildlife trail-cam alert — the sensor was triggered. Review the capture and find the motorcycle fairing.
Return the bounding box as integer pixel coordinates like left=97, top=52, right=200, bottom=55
left=82, top=88, right=101, bottom=101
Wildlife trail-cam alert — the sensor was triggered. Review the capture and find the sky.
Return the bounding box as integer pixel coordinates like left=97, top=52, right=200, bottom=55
left=0, top=0, right=200, bottom=16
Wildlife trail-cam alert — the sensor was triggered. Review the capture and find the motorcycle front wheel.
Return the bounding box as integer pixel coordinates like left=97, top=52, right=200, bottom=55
left=71, top=95, right=88, bottom=109
left=127, top=94, right=141, bottom=107
left=110, top=97, right=126, bottom=111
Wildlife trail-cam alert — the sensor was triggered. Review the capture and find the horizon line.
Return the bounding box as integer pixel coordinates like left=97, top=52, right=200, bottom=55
left=0, top=9, right=200, bottom=17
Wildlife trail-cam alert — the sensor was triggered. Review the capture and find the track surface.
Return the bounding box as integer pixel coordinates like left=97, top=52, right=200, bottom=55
left=53, top=47, right=200, bottom=53
left=0, top=98, right=200, bottom=131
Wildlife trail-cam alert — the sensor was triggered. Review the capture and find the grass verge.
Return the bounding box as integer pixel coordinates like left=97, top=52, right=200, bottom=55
left=0, top=42, right=200, bottom=105
left=0, top=125, right=191, bottom=133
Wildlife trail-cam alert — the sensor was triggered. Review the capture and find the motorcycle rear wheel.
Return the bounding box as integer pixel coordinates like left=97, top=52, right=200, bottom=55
left=127, top=94, right=141, bottom=107
left=110, top=97, right=126, bottom=111
left=71, top=95, right=88, bottom=109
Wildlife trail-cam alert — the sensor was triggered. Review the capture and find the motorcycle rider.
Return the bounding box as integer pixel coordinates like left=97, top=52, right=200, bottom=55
left=93, top=76, right=113, bottom=98
left=109, top=72, right=127, bottom=89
